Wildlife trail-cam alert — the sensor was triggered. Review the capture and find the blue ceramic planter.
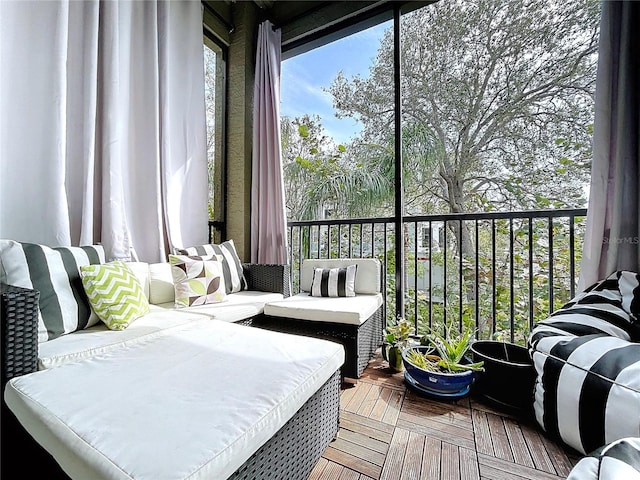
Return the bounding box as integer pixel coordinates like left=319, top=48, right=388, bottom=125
left=401, top=346, right=475, bottom=398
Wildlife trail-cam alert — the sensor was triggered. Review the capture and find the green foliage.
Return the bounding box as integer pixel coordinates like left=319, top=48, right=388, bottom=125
left=384, top=317, right=414, bottom=349
left=406, top=326, right=485, bottom=373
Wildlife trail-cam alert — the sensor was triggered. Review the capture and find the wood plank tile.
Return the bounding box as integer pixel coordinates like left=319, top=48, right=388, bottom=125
left=519, top=422, right=557, bottom=474
left=339, top=468, right=362, bottom=480
left=401, top=401, right=472, bottom=429
left=486, top=413, right=515, bottom=462
left=342, top=410, right=396, bottom=434
left=340, top=417, right=394, bottom=444
left=538, top=432, right=574, bottom=478
left=421, top=436, right=442, bottom=479
left=441, top=442, right=460, bottom=480
left=503, top=418, right=535, bottom=468
left=341, top=384, right=359, bottom=406
left=379, top=428, right=410, bottom=480
left=396, top=417, right=476, bottom=450
left=309, top=457, right=329, bottom=480
left=338, top=428, right=390, bottom=454
left=369, top=387, right=394, bottom=422
left=399, top=431, right=425, bottom=480
left=323, top=446, right=382, bottom=479
left=471, top=409, right=494, bottom=456
left=346, top=382, right=374, bottom=413
left=381, top=389, right=404, bottom=426
left=399, top=411, right=474, bottom=439
left=478, top=453, right=565, bottom=480
left=309, top=359, right=583, bottom=480
left=331, top=437, right=387, bottom=467
left=358, top=384, right=383, bottom=417
left=459, top=446, right=480, bottom=480
left=319, top=460, right=344, bottom=480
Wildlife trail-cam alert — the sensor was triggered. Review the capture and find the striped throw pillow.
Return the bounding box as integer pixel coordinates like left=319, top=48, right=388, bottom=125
left=310, top=265, right=357, bottom=297
left=169, top=255, right=226, bottom=307
left=567, top=437, right=640, bottom=479
left=176, top=240, right=247, bottom=294
left=80, top=261, right=150, bottom=330
left=0, top=239, right=105, bottom=342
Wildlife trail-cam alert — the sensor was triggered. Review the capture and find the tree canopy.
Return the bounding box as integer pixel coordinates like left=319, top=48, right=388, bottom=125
left=282, top=0, right=599, bottom=222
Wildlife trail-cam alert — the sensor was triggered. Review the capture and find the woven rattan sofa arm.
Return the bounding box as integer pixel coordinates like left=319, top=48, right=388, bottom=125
left=242, top=264, right=291, bottom=298
left=1, top=284, right=39, bottom=386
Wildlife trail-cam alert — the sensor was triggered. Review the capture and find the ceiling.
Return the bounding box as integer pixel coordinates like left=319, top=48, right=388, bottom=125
left=203, top=1, right=434, bottom=57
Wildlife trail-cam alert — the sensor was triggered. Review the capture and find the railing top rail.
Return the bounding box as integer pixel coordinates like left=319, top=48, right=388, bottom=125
left=286, top=208, right=588, bottom=227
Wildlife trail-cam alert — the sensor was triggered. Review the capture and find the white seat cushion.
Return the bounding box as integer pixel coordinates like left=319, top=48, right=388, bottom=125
left=264, top=292, right=383, bottom=326
left=6, top=320, right=344, bottom=480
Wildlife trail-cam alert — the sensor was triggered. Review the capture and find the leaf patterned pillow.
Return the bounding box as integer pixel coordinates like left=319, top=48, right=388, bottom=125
left=169, top=255, right=226, bottom=308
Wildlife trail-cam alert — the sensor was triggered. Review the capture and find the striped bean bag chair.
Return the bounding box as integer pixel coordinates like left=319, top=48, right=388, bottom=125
left=528, top=271, right=640, bottom=455
left=567, top=437, right=640, bottom=479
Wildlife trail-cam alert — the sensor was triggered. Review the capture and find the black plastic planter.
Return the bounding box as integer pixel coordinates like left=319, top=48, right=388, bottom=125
left=469, top=340, right=536, bottom=416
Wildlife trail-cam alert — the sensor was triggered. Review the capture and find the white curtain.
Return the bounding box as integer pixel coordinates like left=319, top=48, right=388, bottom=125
left=251, top=20, right=289, bottom=265
left=0, top=0, right=207, bottom=263
left=579, top=0, right=640, bottom=289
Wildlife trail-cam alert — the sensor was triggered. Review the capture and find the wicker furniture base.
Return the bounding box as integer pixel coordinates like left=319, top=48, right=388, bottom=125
left=255, top=306, right=383, bottom=379
left=228, top=369, right=340, bottom=480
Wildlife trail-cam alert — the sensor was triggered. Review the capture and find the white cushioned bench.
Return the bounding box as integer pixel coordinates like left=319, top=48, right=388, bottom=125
left=258, top=258, right=384, bottom=380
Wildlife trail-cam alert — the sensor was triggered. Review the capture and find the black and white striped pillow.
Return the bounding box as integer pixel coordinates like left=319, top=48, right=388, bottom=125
left=310, top=265, right=357, bottom=297
left=0, top=239, right=106, bottom=342
left=176, top=239, right=247, bottom=294
left=567, top=437, right=640, bottom=479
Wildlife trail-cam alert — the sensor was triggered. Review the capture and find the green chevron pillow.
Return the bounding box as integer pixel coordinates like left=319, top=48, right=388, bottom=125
left=80, top=261, right=150, bottom=330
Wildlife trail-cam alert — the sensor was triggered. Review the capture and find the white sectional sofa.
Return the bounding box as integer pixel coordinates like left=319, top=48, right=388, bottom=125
left=0, top=240, right=344, bottom=480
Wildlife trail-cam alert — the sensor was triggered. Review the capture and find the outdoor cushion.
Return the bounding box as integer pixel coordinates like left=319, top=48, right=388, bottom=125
left=5, top=320, right=344, bottom=480
left=80, top=261, right=150, bottom=330
left=175, top=239, right=247, bottom=294
left=0, top=239, right=105, bottom=342
left=310, top=265, right=356, bottom=297
left=169, top=254, right=226, bottom=307
left=300, top=258, right=380, bottom=294
left=567, top=437, right=640, bottom=479
left=263, top=292, right=383, bottom=326
left=529, top=271, right=640, bottom=454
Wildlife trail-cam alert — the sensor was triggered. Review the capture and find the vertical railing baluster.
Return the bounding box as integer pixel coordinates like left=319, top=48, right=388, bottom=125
left=569, top=215, right=576, bottom=299
left=443, top=220, right=448, bottom=334
left=347, top=223, right=353, bottom=258
left=459, top=219, right=463, bottom=334
left=548, top=217, right=554, bottom=314
left=428, top=220, right=433, bottom=332
left=337, top=224, right=342, bottom=258
left=413, top=221, right=418, bottom=333
left=492, top=219, right=496, bottom=337
left=383, top=222, right=388, bottom=326
left=528, top=216, right=534, bottom=331
left=359, top=224, right=363, bottom=258
left=475, top=219, right=479, bottom=339
left=509, top=218, right=515, bottom=343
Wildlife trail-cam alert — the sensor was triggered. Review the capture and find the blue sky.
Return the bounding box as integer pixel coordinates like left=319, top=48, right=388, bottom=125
left=280, top=21, right=391, bottom=145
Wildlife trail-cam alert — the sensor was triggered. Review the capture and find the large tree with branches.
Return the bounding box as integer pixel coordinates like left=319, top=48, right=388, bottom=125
left=329, top=0, right=599, bottom=226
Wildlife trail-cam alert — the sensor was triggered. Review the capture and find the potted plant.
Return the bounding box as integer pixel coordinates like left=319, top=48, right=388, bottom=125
left=401, top=327, right=484, bottom=398
left=383, top=317, right=414, bottom=372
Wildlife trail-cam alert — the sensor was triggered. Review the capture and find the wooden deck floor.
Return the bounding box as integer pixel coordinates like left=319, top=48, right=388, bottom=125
left=308, top=351, right=583, bottom=480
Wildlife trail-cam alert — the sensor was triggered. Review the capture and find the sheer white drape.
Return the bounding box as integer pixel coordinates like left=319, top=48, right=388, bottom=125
left=0, top=0, right=207, bottom=262
left=579, top=0, right=640, bottom=289
left=251, top=20, right=289, bottom=264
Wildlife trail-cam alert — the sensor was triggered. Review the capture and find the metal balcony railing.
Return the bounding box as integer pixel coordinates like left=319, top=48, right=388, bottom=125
left=209, top=208, right=587, bottom=345
left=286, top=208, right=587, bottom=346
